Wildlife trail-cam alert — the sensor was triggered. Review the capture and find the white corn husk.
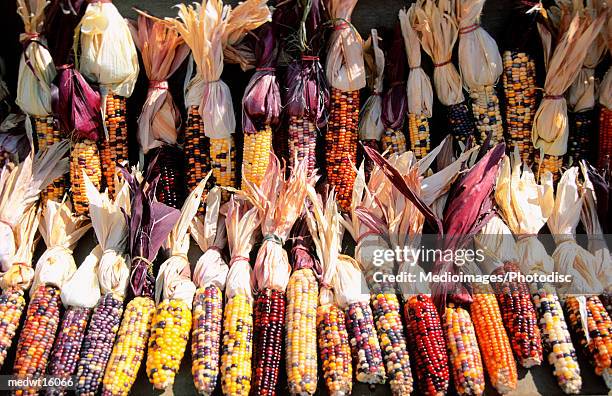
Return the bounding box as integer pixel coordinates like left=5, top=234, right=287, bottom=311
left=15, top=0, right=56, bottom=118
left=358, top=29, right=385, bottom=141
left=474, top=215, right=520, bottom=275
left=61, top=245, right=103, bottom=308
left=400, top=5, right=433, bottom=117
left=76, top=1, right=139, bottom=100
left=30, top=200, right=91, bottom=295
left=326, top=0, right=366, bottom=92
left=0, top=206, right=39, bottom=291
left=85, top=173, right=131, bottom=300
left=413, top=0, right=464, bottom=106
left=191, top=187, right=229, bottom=291
left=532, top=12, right=605, bottom=156
left=599, top=17, right=612, bottom=110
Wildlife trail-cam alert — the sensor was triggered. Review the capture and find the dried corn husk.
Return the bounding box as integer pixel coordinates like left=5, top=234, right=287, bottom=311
left=85, top=173, right=130, bottom=300
left=599, top=16, right=612, bottom=109
left=191, top=187, right=228, bottom=291
left=155, top=178, right=207, bottom=308
left=455, top=0, right=502, bottom=91
left=358, top=29, right=384, bottom=141
left=474, top=215, right=520, bottom=275
left=76, top=1, right=139, bottom=100
left=61, top=245, right=102, bottom=308
left=400, top=5, right=433, bottom=117
left=548, top=167, right=602, bottom=293
left=16, top=0, right=56, bottom=118
left=30, top=200, right=91, bottom=295
left=532, top=12, right=605, bottom=156
left=169, top=0, right=270, bottom=140
left=0, top=140, right=69, bottom=273
left=0, top=206, right=39, bottom=291
left=129, top=13, right=190, bottom=153
left=244, top=156, right=315, bottom=292
left=325, top=0, right=366, bottom=92
left=495, top=149, right=555, bottom=276
left=225, top=196, right=260, bottom=302
left=413, top=0, right=464, bottom=106
left=334, top=254, right=370, bottom=308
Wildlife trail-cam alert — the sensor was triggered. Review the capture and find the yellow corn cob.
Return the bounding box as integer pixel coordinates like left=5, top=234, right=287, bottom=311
left=100, top=94, right=129, bottom=198
left=444, top=304, right=485, bottom=396
left=34, top=116, right=65, bottom=204
left=101, top=296, right=155, bottom=396
left=0, top=289, right=26, bottom=368
left=381, top=129, right=407, bottom=157
left=285, top=268, right=318, bottom=395
left=408, top=114, right=430, bottom=159
left=317, top=303, right=352, bottom=396
left=70, top=140, right=102, bottom=216
left=221, top=293, right=253, bottom=396
left=209, top=136, right=236, bottom=202
left=146, top=299, right=192, bottom=389
left=192, top=285, right=223, bottom=395
left=471, top=289, right=518, bottom=394
left=242, top=125, right=273, bottom=189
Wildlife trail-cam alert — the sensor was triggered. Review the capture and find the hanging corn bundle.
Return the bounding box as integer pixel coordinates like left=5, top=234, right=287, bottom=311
left=547, top=167, right=612, bottom=386
left=76, top=0, right=139, bottom=197
left=15, top=0, right=63, bottom=203
left=455, top=0, right=503, bottom=143
left=399, top=5, right=433, bottom=159
left=285, top=216, right=319, bottom=396
left=12, top=200, right=90, bottom=396
left=598, top=19, right=612, bottom=168
left=129, top=12, right=190, bottom=208
left=242, top=156, right=314, bottom=395
left=168, top=0, right=270, bottom=203
left=475, top=215, right=543, bottom=370
left=533, top=9, right=605, bottom=180
left=496, top=151, right=583, bottom=394
left=358, top=29, right=384, bottom=173
left=76, top=175, right=131, bottom=396
left=242, top=24, right=281, bottom=188
left=0, top=141, right=69, bottom=368
left=414, top=0, right=475, bottom=146
left=188, top=187, right=227, bottom=395
left=94, top=166, right=179, bottom=396
left=343, top=164, right=409, bottom=393
left=283, top=0, right=329, bottom=175
left=220, top=197, right=261, bottom=396
left=146, top=180, right=206, bottom=390
left=566, top=2, right=607, bottom=165
left=46, top=246, right=102, bottom=396
left=325, top=0, right=366, bottom=211
left=305, top=189, right=352, bottom=396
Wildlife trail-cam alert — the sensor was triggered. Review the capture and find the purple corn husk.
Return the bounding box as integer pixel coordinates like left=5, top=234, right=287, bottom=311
left=44, top=0, right=87, bottom=67
left=290, top=215, right=319, bottom=272
left=381, top=24, right=408, bottom=131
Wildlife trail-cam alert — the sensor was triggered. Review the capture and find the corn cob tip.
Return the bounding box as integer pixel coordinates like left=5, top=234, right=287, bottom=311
left=521, top=356, right=542, bottom=369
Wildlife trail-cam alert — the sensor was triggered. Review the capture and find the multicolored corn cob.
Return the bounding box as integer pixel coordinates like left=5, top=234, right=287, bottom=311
left=191, top=284, right=223, bottom=395
left=221, top=292, right=253, bottom=396
left=443, top=304, right=485, bottom=396
left=502, top=51, right=538, bottom=164
left=532, top=285, right=582, bottom=394
left=76, top=293, right=124, bottom=396
left=492, top=262, right=543, bottom=368
left=404, top=294, right=450, bottom=396
left=184, top=105, right=211, bottom=195
left=243, top=125, right=273, bottom=189
left=447, top=102, right=475, bottom=144
left=252, top=288, right=286, bottom=395
left=101, top=296, right=154, bottom=396
left=599, top=107, right=612, bottom=169
left=70, top=140, right=102, bottom=216
left=565, top=296, right=612, bottom=376
left=12, top=285, right=62, bottom=396
left=345, top=300, right=386, bottom=384
left=46, top=306, right=91, bottom=396
left=149, top=145, right=187, bottom=209
left=288, top=116, right=318, bottom=175
left=471, top=288, right=518, bottom=394
left=408, top=114, right=430, bottom=159
left=536, top=153, right=563, bottom=183
left=209, top=136, right=236, bottom=201
left=0, top=289, right=26, bottom=368
left=470, top=85, right=503, bottom=144
left=286, top=267, right=318, bottom=395
left=34, top=116, right=65, bottom=203
left=381, top=129, right=407, bottom=156
left=567, top=110, right=595, bottom=165
left=317, top=303, right=352, bottom=396
left=100, top=94, right=129, bottom=197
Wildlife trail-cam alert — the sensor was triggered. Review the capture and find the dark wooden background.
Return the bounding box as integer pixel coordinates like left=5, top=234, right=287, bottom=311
left=0, top=0, right=609, bottom=395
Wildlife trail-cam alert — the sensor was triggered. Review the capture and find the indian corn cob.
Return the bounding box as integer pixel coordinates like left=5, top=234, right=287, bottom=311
left=243, top=125, right=273, bottom=187
left=599, top=106, right=612, bottom=169
left=305, top=189, right=352, bottom=396
left=492, top=262, right=543, bottom=367
left=325, top=0, right=366, bottom=211
left=148, top=145, right=187, bottom=209
left=285, top=218, right=319, bottom=395
left=471, top=286, right=518, bottom=394
left=34, top=116, right=65, bottom=204
left=184, top=106, right=211, bottom=195
left=188, top=186, right=227, bottom=395
left=100, top=94, right=129, bottom=197
left=0, top=290, right=26, bottom=368
left=567, top=110, right=595, bottom=165
left=70, top=140, right=102, bottom=216
left=220, top=197, right=261, bottom=396
left=443, top=304, right=485, bottom=396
